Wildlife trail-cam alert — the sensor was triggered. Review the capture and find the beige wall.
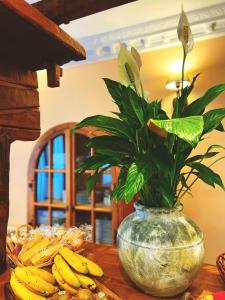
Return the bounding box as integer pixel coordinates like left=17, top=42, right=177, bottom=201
left=9, top=36, right=225, bottom=264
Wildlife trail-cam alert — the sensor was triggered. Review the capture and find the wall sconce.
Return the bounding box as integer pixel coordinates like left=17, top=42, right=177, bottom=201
left=166, top=69, right=190, bottom=91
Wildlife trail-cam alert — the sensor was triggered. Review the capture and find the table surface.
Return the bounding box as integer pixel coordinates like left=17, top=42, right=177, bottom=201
left=1, top=243, right=224, bottom=300
left=83, top=243, right=225, bottom=300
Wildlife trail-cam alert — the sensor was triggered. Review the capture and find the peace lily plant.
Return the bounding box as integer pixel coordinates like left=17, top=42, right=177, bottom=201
left=73, top=10, right=225, bottom=209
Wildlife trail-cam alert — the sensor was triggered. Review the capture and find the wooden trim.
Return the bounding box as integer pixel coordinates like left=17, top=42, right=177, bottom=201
left=71, top=131, right=76, bottom=226
left=27, top=122, right=127, bottom=244
left=65, top=128, right=72, bottom=227
left=34, top=169, right=66, bottom=173
left=33, top=0, right=136, bottom=25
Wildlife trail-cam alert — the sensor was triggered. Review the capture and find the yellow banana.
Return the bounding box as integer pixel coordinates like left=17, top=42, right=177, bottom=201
left=59, top=247, right=88, bottom=274
left=31, top=243, right=62, bottom=266
left=52, top=264, right=78, bottom=295
left=6, top=237, right=15, bottom=253
left=75, top=273, right=96, bottom=291
left=26, top=266, right=55, bottom=285
left=75, top=253, right=104, bottom=277
left=22, top=233, right=43, bottom=252
left=19, top=237, right=51, bottom=265
left=10, top=271, right=46, bottom=300
left=14, top=267, right=58, bottom=296
left=54, top=254, right=81, bottom=288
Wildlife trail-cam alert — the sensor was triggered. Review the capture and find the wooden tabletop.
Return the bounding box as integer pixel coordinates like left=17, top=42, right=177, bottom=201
left=1, top=243, right=224, bottom=300
left=83, top=243, right=225, bottom=300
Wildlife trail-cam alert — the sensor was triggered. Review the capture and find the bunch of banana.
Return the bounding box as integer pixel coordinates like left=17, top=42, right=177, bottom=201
left=59, top=247, right=104, bottom=277
left=31, top=243, right=63, bottom=267
left=18, top=234, right=63, bottom=267
left=53, top=254, right=97, bottom=293
left=10, top=266, right=58, bottom=299
left=19, top=236, right=51, bottom=265
left=50, top=247, right=103, bottom=294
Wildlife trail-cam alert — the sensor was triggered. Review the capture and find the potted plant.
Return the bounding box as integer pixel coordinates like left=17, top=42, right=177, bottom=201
left=73, top=10, right=225, bottom=297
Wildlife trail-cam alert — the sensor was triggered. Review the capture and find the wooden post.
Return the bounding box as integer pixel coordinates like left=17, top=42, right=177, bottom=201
left=0, top=134, right=10, bottom=273
left=0, top=66, right=40, bottom=275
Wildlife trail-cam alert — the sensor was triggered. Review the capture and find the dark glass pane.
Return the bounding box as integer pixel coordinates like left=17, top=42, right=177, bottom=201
left=75, top=211, right=91, bottom=228
left=37, top=144, right=49, bottom=169
left=52, top=209, right=66, bottom=225
left=95, top=173, right=112, bottom=208
left=75, top=173, right=91, bottom=206
left=75, top=134, right=90, bottom=168
left=52, top=173, right=66, bottom=203
left=36, top=208, right=48, bottom=226
left=95, top=213, right=112, bottom=244
left=52, top=135, right=65, bottom=170
left=36, top=172, right=48, bottom=202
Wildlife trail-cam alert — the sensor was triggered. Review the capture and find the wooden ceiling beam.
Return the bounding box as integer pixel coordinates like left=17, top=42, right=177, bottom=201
left=32, top=0, right=136, bottom=25
left=0, top=0, right=86, bottom=71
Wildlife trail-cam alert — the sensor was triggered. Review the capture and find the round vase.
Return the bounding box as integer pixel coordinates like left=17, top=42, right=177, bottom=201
left=117, top=202, right=204, bottom=297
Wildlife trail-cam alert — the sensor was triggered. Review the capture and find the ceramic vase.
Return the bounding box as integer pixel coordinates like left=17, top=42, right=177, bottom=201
left=117, top=202, right=204, bottom=297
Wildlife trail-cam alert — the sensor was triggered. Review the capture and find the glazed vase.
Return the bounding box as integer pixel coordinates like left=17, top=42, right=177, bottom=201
left=117, top=202, right=204, bottom=297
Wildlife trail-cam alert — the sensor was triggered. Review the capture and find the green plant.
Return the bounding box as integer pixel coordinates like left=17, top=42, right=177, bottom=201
left=72, top=10, right=225, bottom=208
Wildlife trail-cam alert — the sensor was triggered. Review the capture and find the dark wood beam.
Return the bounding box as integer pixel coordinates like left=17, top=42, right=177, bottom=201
left=0, top=0, right=86, bottom=70
left=32, top=0, right=136, bottom=25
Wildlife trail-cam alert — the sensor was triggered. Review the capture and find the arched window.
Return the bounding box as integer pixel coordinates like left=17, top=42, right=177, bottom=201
left=27, top=122, right=124, bottom=244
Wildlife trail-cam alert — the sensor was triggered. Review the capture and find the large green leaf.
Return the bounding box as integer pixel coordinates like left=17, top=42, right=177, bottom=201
left=185, top=152, right=219, bottom=164
left=110, top=168, right=128, bottom=202
left=149, top=116, right=204, bottom=147
left=151, top=145, right=174, bottom=173
left=216, top=122, right=224, bottom=132
left=87, top=135, right=135, bottom=157
left=183, top=83, right=225, bottom=116
left=172, top=73, right=200, bottom=118
left=187, top=162, right=225, bottom=190
left=203, top=108, right=225, bottom=134
left=86, top=165, right=111, bottom=192
left=147, top=100, right=169, bottom=120
left=126, top=87, right=147, bottom=125
left=185, top=144, right=225, bottom=166
left=87, top=173, right=100, bottom=193
left=154, top=178, right=174, bottom=207
left=104, top=78, right=148, bottom=127
left=76, top=155, right=120, bottom=173
left=124, top=157, right=157, bottom=202
left=103, top=78, right=125, bottom=111
left=73, top=115, right=132, bottom=139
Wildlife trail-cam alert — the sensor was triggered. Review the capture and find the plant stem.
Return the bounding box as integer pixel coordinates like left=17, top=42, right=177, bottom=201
left=140, top=80, right=145, bottom=99
left=209, top=155, right=225, bottom=167
left=178, top=155, right=225, bottom=201
left=181, top=46, right=186, bottom=92
left=178, top=175, right=198, bottom=201
left=176, top=167, right=193, bottom=199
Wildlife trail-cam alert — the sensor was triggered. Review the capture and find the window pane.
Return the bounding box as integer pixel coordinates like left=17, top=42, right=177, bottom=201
left=75, top=134, right=90, bottom=168
left=75, top=211, right=91, bottom=228
left=52, top=135, right=65, bottom=170
left=52, top=209, right=66, bottom=226
left=52, top=173, right=66, bottom=203
left=75, top=173, right=91, bottom=206
left=95, top=213, right=112, bottom=244
left=36, top=172, right=48, bottom=202
left=95, top=173, right=112, bottom=208
left=37, top=144, right=49, bottom=169
left=36, top=208, right=48, bottom=226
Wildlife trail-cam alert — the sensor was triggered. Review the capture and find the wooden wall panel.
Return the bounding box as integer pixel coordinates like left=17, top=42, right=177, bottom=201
left=0, top=64, right=38, bottom=88
left=0, top=86, right=39, bottom=110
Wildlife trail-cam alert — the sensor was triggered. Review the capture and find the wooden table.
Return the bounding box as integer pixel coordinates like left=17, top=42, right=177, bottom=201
left=1, top=243, right=225, bottom=300
left=83, top=243, right=225, bottom=300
